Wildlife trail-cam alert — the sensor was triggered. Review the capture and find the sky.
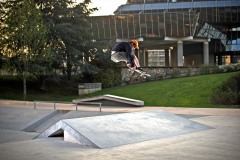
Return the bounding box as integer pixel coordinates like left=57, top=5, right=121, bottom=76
left=77, top=0, right=127, bottom=16
left=0, top=0, right=127, bottom=16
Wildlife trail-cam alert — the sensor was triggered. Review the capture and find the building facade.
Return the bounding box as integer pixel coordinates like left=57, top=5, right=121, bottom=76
left=90, top=0, right=240, bottom=67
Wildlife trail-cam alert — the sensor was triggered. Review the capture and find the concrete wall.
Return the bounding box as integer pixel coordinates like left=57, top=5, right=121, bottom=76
left=121, top=67, right=201, bottom=85
left=78, top=83, right=102, bottom=95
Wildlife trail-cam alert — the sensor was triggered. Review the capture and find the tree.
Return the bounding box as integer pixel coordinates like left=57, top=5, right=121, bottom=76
left=0, top=0, right=49, bottom=100
left=35, top=0, right=98, bottom=80
left=81, top=40, right=122, bottom=88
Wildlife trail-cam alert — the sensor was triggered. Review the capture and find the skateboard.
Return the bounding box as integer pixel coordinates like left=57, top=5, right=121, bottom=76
left=129, top=69, right=151, bottom=78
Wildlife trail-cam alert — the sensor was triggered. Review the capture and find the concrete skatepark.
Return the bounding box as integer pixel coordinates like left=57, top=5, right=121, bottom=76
left=0, top=99, right=240, bottom=160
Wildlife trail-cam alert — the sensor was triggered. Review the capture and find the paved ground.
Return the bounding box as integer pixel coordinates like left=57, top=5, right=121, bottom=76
left=0, top=100, right=240, bottom=160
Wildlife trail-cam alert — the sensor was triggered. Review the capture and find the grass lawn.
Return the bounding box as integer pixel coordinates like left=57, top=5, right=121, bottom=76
left=79, top=71, right=240, bottom=108
left=0, top=71, right=239, bottom=108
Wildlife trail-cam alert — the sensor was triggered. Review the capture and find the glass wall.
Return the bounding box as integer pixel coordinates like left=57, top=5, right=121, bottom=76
left=90, top=11, right=198, bottom=39
left=90, top=0, right=240, bottom=65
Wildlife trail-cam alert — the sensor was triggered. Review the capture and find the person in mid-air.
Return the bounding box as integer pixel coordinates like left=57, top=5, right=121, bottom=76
left=111, top=39, right=143, bottom=72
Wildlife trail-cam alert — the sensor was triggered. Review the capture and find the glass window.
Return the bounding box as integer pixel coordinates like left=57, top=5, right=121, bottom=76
left=148, top=50, right=165, bottom=66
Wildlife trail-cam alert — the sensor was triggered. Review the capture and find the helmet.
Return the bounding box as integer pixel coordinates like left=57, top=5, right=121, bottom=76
left=130, top=39, right=139, bottom=49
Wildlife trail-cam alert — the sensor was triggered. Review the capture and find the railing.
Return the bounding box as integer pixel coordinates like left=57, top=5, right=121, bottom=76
left=33, top=101, right=102, bottom=112
left=75, top=102, right=102, bottom=112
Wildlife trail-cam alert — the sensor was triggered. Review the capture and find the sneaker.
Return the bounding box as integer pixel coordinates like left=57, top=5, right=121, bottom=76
left=136, top=67, right=143, bottom=72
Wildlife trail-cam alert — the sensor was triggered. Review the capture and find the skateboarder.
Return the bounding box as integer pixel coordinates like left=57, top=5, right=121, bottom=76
left=111, top=39, right=143, bottom=72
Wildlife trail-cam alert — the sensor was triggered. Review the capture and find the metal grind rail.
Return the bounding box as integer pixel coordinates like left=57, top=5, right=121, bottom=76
left=33, top=100, right=102, bottom=112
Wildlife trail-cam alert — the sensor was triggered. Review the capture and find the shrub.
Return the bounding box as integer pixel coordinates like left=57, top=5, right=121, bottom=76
left=89, top=51, right=122, bottom=88
left=94, top=67, right=122, bottom=88
left=199, top=65, right=219, bottom=75
left=186, top=67, right=192, bottom=76
left=211, top=73, right=240, bottom=106
left=199, top=63, right=240, bottom=75
left=218, top=63, right=240, bottom=73
left=171, top=68, right=181, bottom=78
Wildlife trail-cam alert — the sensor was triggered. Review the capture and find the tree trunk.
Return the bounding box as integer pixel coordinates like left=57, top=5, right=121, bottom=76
left=66, top=61, right=72, bottom=80
left=23, top=72, right=27, bottom=101
left=40, top=78, right=46, bottom=90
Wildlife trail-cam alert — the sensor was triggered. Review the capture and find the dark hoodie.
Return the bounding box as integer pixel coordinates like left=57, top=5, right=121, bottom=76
left=112, top=42, right=134, bottom=67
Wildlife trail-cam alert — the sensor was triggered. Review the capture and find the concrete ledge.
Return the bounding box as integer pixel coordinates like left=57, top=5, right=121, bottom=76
left=73, top=94, right=144, bottom=107
left=78, top=83, right=102, bottom=96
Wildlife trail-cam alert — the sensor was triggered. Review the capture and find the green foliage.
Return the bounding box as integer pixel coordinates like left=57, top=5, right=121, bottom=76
left=211, top=73, right=240, bottom=106
left=198, top=63, right=240, bottom=76
left=186, top=67, right=192, bottom=77
left=0, top=0, right=50, bottom=99
left=0, top=75, right=78, bottom=101
left=85, top=44, right=122, bottom=88
left=83, top=71, right=240, bottom=108
left=218, top=63, right=240, bottom=73
left=1, top=72, right=239, bottom=108
left=35, top=0, right=98, bottom=80
left=0, top=0, right=101, bottom=87
left=171, top=68, right=181, bottom=78
left=93, top=56, right=122, bottom=88
left=0, top=0, right=49, bottom=75
left=199, top=65, right=219, bottom=75
left=1, top=0, right=48, bottom=57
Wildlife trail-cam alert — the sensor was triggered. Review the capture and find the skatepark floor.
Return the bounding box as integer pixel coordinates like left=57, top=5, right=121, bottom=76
left=0, top=100, right=240, bottom=160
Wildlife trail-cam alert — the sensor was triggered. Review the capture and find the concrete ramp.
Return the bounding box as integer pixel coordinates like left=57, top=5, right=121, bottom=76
left=0, top=107, right=57, bottom=131
left=73, top=94, right=144, bottom=106
left=36, top=110, right=212, bottom=148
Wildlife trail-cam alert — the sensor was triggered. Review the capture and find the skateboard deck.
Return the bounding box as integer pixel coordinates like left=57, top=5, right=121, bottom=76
left=129, top=69, right=151, bottom=78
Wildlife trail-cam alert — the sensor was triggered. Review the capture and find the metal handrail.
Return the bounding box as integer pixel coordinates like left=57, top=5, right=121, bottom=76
left=33, top=100, right=102, bottom=112
left=75, top=101, right=102, bottom=112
